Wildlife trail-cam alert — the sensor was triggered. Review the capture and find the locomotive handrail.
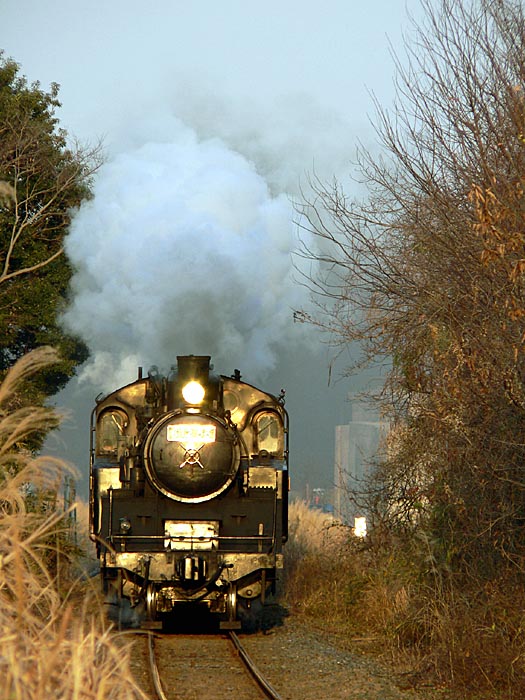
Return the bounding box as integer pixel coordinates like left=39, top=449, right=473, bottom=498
left=109, top=534, right=276, bottom=542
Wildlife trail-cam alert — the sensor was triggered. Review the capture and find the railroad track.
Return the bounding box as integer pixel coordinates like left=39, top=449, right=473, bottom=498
left=147, top=631, right=283, bottom=700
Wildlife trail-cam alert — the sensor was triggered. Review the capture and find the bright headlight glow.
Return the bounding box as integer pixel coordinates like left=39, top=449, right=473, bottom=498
left=182, top=381, right=205, bottom=404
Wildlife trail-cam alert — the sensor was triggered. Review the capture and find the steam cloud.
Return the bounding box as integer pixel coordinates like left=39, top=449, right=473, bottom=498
left=62, top=118, right=310, bottom=389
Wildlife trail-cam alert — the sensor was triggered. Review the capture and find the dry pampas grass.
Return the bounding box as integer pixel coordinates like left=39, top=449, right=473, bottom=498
left=0, top=347, right=146, bottom=700
left=283, top=500, right=356, bottom=622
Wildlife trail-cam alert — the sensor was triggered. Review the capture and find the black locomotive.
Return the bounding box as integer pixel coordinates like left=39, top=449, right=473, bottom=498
left=89, top=355, right=288, bottom=629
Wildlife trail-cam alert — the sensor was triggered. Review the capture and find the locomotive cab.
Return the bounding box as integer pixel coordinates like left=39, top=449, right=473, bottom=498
left=90, top=355, right=288, bottom=630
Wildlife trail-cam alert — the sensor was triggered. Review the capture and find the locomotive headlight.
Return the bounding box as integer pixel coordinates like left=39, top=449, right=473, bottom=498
left=119, top=517, right=132, bottom=534
left=182, top=381, right=205, bottom=404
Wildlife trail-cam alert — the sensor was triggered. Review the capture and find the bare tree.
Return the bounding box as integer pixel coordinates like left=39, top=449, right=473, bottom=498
left=297, top=0, right=525, bottom=575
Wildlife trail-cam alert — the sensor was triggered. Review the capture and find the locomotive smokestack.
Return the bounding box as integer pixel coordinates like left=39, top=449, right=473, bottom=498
left=177, top=355, right=211, bottom=383
left=167, top=355, right=218, bottom=411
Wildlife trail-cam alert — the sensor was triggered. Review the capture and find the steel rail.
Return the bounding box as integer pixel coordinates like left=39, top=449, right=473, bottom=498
left=228, top=631, right=284, bottom=700
left=147, top=630, right=283, bottom=700
left=147, top=633, right=170, bottom=700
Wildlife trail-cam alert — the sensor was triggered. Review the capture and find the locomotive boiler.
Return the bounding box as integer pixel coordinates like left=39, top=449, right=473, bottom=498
left=89, top=355, right=289, bottom=629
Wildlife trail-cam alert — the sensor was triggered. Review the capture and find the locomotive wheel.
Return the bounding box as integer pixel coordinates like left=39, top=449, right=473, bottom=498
left=227, top=583, right=237, bottom=620
left=146, top=583, right=158, bottom=621
left=220, top=582, right=242, bottom=629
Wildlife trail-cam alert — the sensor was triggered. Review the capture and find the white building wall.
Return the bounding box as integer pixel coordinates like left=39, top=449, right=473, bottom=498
left=334, top=396, right=389, bottom=524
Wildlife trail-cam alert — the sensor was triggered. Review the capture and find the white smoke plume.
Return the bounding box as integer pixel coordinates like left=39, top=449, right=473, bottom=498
left=162, top=86, right=358, bottom=196
left=62, top=118, right=310, bottom=389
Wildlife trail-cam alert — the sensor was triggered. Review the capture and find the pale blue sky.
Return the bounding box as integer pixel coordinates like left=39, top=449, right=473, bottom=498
left=1, top=0, right=417, bottom=154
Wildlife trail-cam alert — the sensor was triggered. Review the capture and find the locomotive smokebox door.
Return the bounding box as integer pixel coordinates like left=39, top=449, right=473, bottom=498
left=143, top=413, right=241, bottom=502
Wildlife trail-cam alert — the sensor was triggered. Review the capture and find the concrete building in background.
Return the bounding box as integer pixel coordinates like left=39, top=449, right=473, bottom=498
left=334, top=392, right=389, bottom=525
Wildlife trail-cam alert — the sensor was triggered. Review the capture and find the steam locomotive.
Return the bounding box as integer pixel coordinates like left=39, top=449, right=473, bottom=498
left=89, top=355, right=289, bottom=629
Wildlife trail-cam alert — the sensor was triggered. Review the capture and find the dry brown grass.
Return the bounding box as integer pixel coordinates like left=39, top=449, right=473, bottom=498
left=284, top=503, right=418, bottom=636
left=0, top=348, right=146, bottom=700
left=393, top=576, right=525, bottom=698
left=283, top=500, right=358, bottom=624
left=284, top=502, right=525, bottom=697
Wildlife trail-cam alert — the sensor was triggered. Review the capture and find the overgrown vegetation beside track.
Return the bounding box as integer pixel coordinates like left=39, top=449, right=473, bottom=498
left=292, top=0, right=525, bottom=697
left=0, top=349, right=146, bottom=700
left=284, top=501, right=525, bottom=698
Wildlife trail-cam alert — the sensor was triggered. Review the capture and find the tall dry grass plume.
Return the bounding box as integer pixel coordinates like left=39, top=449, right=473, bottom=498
left=284, top=501, right=410, bottom=635
left=283, top=500, right=356, bottom=624
left=0, top=348, right=146, bottom=700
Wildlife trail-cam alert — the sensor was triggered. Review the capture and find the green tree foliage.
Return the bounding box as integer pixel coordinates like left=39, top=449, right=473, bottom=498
left=298, top=0, right=525, bottom=578
left=0, top=53, right=101, bottom=411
